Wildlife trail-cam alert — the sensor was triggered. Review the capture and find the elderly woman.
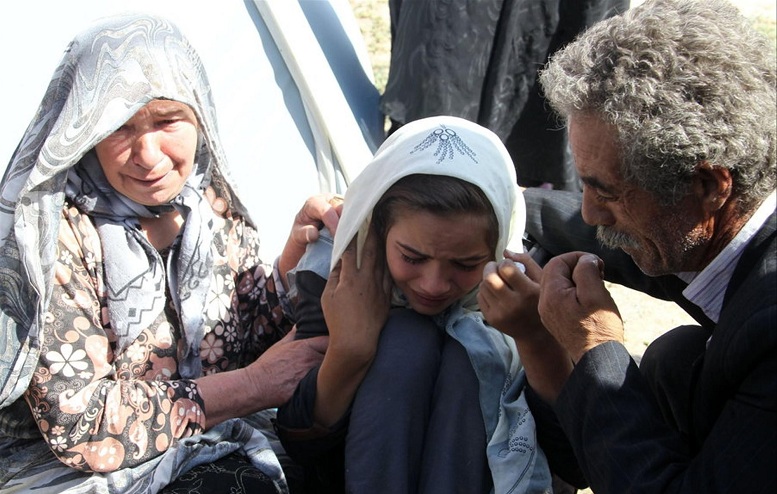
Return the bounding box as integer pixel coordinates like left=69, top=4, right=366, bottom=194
left=277, top=116, right=555, bottom=493
left=0, top=13, right=336, bottom=494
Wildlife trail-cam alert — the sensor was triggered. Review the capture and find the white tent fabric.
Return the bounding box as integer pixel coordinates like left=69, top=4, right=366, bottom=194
left=256, top=0, right=378, bottom=185
left=0, top=0, right=383, bottom=259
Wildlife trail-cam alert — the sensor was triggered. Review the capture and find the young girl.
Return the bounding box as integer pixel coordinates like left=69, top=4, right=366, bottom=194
left=277, top=116, right=553, bottom=493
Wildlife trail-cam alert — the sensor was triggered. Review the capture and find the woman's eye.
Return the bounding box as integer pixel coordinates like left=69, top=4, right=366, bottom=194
left=455, top=263, right=480, bottom=272
left=401, top=253, right=423, bottom=265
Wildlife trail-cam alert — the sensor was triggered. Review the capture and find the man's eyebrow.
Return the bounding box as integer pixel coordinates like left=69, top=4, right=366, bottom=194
left=580, top=175, right=618, bottom=195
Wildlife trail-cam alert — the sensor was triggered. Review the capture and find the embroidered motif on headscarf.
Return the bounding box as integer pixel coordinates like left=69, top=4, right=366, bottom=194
left=411, top=126, right=478, bottom=164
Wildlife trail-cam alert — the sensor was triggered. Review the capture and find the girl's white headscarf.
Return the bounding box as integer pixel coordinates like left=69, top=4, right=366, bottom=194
left=331, top=116, right=526, bottom=271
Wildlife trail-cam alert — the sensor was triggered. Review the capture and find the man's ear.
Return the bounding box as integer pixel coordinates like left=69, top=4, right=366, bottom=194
left=693, top=161, right=733, bottom=212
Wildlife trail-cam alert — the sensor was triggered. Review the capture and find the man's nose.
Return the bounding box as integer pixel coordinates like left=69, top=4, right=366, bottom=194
left=581, top=188, right=615, bottom=226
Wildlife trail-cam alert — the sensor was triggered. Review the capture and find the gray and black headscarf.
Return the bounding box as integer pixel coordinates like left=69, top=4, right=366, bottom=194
left=0, top=13, right=251, bottom=407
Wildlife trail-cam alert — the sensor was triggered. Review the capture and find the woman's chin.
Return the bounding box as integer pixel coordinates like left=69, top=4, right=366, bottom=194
left=408, top=300, right=451, bottom=317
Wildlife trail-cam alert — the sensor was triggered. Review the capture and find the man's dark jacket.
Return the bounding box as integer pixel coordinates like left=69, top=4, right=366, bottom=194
left=523, top=188, right=776, bottom=493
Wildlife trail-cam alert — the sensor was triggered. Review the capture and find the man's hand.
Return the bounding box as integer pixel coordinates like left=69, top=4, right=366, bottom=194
left=480, top=250, right=574, bottom=402
left=479, top=252, right=544, bottom=340
left=539, top=252, right=624, bottom=363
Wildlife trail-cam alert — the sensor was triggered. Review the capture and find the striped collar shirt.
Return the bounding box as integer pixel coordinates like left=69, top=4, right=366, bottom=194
left=678, top=190, right=776, bottom=324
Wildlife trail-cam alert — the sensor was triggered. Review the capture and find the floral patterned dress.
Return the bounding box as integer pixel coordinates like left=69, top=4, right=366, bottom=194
left=21, top=190, right=293, bottom=473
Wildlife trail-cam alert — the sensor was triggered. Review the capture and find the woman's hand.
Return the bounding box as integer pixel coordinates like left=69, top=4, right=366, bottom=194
left=278, top=194, right=344, bottom=286
left=314, top=226, right=392, bottom=426
left=198, top=328, right=328, bottom=429
left=242, top=328, right=329, bottom=408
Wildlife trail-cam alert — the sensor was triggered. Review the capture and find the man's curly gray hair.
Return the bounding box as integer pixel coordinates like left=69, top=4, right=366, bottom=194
left=539, top=0, right=776, bottom=210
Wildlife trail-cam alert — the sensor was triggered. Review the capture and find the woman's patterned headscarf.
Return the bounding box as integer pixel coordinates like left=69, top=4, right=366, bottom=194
left=0, top=13, right=249, bottom=407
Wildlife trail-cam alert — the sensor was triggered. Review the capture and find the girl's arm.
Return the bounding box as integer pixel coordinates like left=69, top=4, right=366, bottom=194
left=314, top=228, right=391, bottom=426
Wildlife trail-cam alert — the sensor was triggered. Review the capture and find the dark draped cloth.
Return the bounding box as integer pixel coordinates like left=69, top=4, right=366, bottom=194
left=381, top=0, right=630, bottom=190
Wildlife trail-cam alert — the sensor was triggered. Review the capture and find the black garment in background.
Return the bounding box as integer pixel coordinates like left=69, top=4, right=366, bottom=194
left=381, top=0, right=629, bottom=190
left=291, top=270, right=329, bottom=339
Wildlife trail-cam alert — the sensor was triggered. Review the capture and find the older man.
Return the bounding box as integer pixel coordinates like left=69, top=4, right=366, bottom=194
left=478, top=0, right=776, bottom=492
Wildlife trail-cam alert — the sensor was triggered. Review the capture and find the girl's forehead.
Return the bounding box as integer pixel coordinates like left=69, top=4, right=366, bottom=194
left=391, top=207, right=497, bottom=243
left=388, top=211, right=493, bottom=247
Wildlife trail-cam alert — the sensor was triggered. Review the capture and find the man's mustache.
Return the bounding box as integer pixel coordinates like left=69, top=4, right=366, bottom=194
left=596, top=226, right=639, bottom=250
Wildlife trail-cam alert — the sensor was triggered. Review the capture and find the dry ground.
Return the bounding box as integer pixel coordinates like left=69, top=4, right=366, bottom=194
left=347, top=0, right=775, bottom=492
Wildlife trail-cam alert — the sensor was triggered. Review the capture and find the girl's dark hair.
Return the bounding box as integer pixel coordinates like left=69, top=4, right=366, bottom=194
left=372, top=174, right=498, bottom=253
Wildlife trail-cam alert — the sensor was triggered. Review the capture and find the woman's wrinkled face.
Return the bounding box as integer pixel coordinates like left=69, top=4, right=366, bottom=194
left=385, top=209, right=494, bottom=315
left=94, top=100, right=198, bottom=206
